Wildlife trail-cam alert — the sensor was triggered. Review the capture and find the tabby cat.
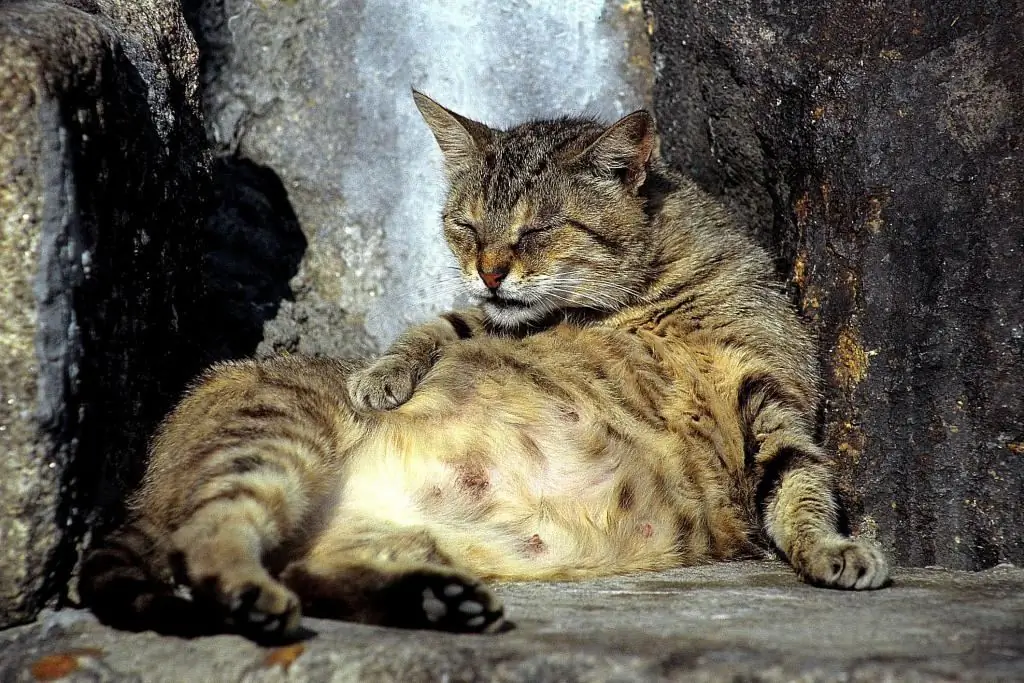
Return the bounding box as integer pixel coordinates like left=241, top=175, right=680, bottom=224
left=80, top=91, right=889, bottom=640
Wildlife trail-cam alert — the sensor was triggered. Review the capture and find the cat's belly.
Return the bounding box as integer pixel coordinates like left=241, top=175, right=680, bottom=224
left=332, top=346, right=685, bottom=579
left=335, top=427, right=680, bottom=579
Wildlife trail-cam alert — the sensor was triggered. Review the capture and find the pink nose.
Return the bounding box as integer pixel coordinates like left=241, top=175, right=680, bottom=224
left=479, top=269, right=507, bottom=290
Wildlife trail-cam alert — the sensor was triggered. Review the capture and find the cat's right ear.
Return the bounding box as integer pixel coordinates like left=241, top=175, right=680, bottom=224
left=576, top=110, right=657, bottom=194
left=412, top=90, right=493, bottom=172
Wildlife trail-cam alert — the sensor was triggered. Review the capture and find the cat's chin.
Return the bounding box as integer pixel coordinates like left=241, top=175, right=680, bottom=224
left=481, top=298, right=545, bottom=328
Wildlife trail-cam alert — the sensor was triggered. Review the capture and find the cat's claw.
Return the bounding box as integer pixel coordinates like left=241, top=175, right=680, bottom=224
left=348, top=356, right=420, bottom=412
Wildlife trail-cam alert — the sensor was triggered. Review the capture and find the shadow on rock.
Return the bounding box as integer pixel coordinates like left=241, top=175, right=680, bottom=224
left=196, top=156, right=307, bottom=364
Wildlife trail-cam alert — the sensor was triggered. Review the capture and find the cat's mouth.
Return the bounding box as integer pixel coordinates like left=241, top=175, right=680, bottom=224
left=486, top=294, right=531, bottom=309
left=479, top=293, right=540, bottom=326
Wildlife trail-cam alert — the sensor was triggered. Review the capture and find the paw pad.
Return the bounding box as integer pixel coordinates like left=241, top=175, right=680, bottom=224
left=422, top=588, right=448, bottom=622
left=402, top=571, right=505, bottom=633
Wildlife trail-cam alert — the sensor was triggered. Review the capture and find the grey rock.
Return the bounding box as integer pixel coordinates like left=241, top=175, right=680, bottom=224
left=646, top=0, right=1024, bottom=569
left=0, top=0, right=208, bottom=627
left=184, top=0, right=653, bottom=355
left=2, top=561, right=1022, bottom=681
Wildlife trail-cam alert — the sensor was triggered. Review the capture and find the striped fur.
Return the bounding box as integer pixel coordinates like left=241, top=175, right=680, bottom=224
left=80, top=92, right=888, bottom=641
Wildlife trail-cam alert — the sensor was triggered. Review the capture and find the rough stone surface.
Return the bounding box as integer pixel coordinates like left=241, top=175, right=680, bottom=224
left=0, top=0, right=208, bottom=627
left=1, top=561, right=1022, bottom=681
left=646, top=0, right=1024, bottom=570
left=181, top=0, right=652, bottom=357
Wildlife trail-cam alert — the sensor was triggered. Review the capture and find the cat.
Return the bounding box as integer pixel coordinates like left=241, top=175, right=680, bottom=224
left=80, top=90, right=889, bottom=640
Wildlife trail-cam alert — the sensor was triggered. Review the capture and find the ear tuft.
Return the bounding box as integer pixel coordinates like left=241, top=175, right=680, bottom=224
left=578, top=110, right=657, bottom=192
left=412, top=90, right=493, bottom=171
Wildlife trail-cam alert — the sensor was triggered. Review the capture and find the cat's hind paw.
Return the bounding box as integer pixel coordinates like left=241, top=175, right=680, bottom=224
left=798, top=539, right=890, bottom=590
left=393, top=568, right=507, bottom=633
left=188, top=564, right=303, bottom=638
left=281, top=561, right=508, bottom=633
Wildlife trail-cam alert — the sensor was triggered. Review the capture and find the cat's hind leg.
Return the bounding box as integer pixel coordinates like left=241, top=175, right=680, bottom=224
left=169, top=495, right=303, bottom=638
left=280, top=527, right=506, bottom=633
left=155, top=358, right=364, bottom=640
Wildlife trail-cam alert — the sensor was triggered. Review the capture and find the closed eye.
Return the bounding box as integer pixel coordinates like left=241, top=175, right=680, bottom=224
left=518, top=224, right=555, bottom=242
left=565, top=219, right=616, bottom=251
left=452, top=220, right=478, bottom=234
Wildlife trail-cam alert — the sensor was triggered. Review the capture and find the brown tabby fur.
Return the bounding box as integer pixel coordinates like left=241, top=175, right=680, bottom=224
left=80, top=91, right=888, bottom=640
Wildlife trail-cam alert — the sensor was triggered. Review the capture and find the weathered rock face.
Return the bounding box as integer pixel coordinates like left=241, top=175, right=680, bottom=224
left=182, top=0, right=652, bottom=356
left=0, top=0, right=208, bottom=627
left=646, top=0, right=1024, bottom=569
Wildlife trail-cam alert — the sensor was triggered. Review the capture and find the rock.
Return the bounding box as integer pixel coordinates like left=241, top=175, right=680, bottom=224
left=1, top=561, right=1022, bottom=681
left=0, top=0, right=208, bottom=628
left=183, top=0, right=653, bottom=355
left=2, top=0, right=1018, bottom=645
left=192, top=156, right=307, bottom=363
left=646, top=0, right=1024, bottom=569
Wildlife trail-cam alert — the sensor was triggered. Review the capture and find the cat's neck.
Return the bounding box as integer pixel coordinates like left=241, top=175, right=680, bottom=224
left=602, top=169, right=774, bottom=330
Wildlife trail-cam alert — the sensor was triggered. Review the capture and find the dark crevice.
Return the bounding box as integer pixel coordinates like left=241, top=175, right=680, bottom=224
left=194, top=157, right=307, bottom=365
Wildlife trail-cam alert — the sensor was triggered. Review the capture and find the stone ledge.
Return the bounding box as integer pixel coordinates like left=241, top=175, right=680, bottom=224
left=1, top=561, right=1021, bottom=681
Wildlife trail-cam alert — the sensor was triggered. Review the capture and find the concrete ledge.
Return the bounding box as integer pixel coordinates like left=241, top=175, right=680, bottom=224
left=2, top=561, right=1021, bottom=681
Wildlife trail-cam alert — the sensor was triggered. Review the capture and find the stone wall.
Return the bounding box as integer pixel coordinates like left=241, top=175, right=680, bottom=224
left=182, top=0, right=652, bottom=357
left=0, top=0, right=209, bottom=627
left=646, top=0, right=1024, bottom=569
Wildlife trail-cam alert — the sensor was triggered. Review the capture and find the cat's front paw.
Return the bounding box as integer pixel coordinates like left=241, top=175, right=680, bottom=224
left=348, top=356, right=421, bottom=411
left=798, top=539, right=890, bottom=590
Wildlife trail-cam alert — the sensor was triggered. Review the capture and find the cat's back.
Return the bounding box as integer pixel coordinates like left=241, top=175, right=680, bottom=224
left=619, top=172, right=821, bottom=410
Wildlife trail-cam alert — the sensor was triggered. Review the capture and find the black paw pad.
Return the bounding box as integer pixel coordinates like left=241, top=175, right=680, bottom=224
left=390, top=571, right=506, bottom=633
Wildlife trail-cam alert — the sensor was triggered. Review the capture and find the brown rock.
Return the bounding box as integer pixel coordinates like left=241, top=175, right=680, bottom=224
left=646, top=0, right=1024, bottom=568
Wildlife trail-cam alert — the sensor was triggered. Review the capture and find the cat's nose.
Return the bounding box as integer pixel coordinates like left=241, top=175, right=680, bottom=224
left=479, top=267, right=508, bottom=291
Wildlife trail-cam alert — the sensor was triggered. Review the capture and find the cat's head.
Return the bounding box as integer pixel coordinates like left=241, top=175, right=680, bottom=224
left=413, top=91, right=659, bottom=329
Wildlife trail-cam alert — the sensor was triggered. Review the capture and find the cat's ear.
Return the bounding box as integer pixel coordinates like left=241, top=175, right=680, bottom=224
left=577, top=110, right=657, bottom=193
left=412, top=90, right=493, bottom=171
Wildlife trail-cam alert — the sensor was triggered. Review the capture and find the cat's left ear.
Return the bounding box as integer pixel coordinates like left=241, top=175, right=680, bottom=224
left=412, top=89, right=494, bottom=173
left=578, top=110, right=657, bottom=193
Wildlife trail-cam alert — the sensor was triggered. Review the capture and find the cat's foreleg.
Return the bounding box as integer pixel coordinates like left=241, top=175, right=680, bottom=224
left=348, top=308, right=488, bottom=410
left=762, top=450, right=889, bottom=589
left=746, top=390, right=889, bottom=589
